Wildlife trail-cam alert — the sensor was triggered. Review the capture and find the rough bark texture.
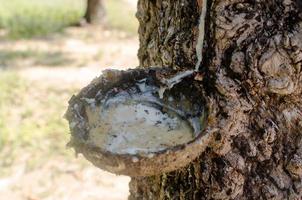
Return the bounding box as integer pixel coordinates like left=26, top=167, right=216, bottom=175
left=130, top=0, right=302, bottom=199
left=84, top=0, right=106, bottom=24
left=136, top=0, right=201, bottom=69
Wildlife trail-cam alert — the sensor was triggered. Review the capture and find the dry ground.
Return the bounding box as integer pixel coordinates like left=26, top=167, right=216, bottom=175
left=0, top=24, right=139, bottom=199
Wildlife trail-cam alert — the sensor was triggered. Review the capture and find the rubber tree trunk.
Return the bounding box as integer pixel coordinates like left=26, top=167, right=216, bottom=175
left=84, top=0, right=106, bottom=24
left=130, top=0, right=302, bottom=199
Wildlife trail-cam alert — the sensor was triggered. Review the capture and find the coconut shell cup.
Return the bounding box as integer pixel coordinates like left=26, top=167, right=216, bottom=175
left=65, top=67, right=212, bottom=177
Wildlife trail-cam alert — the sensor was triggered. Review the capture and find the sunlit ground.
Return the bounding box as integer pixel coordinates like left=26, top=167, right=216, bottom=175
left=0, top=0, right=138, bottom=199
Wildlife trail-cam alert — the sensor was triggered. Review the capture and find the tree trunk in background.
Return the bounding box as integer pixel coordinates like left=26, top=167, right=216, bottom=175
left=130, top=0, right=302, bottom=199
left=84, top=0, right=106, bottom=24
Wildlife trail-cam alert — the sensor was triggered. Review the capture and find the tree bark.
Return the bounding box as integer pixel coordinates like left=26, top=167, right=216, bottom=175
left=130, top=0, right=302, bottom=199
left=84, top=0, right=106, bottom=25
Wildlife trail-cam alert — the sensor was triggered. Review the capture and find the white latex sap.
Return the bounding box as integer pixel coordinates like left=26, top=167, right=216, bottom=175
left=85, top=82, right=194, bottom=155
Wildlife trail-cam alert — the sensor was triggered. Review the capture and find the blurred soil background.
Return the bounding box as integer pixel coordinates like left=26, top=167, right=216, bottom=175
left=0, top=0, right=138, bottom=199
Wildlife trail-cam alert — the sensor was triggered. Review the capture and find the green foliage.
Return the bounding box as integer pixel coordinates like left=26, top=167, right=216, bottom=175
left=0, top=71, right=27, bottom=150
left=106, top=0, right=138, bottom=35
left=0, top=71, right=75, bottom=175
left=0, top=50, right=73, bottom=68
left=0, top=0, right=85, bottom=39
left=0, top=0, right=138, bottom=39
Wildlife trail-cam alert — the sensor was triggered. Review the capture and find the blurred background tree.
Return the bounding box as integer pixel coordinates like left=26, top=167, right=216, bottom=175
left=84, top=0, right=106, bottom=25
